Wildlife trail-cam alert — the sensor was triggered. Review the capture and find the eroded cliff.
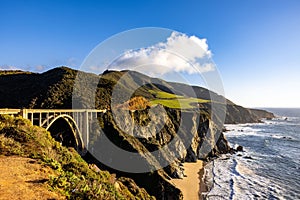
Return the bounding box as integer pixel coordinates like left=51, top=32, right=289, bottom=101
left=87, top=105, right=230, bottom=199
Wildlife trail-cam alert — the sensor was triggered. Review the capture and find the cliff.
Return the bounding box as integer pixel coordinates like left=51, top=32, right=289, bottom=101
left=87, top=105, right=230, bottom=199
left=225, top=104, right=275, bottom=124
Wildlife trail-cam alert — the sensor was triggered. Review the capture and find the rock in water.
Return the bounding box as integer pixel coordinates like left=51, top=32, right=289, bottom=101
left=236, top=145, right=244, bottom=152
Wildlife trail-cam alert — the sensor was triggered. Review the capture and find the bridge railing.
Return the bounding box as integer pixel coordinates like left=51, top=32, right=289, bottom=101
left=20, top=109, right=105, bottom=127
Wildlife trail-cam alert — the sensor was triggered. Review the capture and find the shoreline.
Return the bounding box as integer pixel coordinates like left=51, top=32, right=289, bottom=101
left=170, top=160, right=207, bottom=200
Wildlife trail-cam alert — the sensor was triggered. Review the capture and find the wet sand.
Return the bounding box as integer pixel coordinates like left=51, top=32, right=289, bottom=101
left=170, top=160, right=206, bottom=200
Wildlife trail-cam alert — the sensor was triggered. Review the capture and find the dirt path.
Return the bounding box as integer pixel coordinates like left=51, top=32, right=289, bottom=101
left=0, top=156, right=64, bottom=200
left=170, top=160, right=204, bottom=200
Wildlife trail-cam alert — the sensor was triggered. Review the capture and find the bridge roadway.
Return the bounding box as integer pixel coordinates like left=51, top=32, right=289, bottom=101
left=0, top=108, right=107, bottom=153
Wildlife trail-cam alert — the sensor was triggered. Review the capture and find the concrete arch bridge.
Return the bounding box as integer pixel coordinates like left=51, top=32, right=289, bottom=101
left=0, top=108, right=106, bottom=154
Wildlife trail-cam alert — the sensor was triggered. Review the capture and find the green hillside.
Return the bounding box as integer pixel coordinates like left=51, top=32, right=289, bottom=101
left=0, top=114, right=154, bottom=199
left=149, top=89, right=210, bottom=109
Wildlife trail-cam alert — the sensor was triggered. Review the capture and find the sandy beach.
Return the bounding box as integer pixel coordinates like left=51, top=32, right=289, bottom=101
left=170, top=160, right=205, bottom=200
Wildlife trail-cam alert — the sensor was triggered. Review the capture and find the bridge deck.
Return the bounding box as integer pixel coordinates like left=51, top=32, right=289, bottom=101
left=0, top=109, right=106, bottom=114
left=0, top=109, right=21, bottom=115
left=21, top=109, right=106, bottom=113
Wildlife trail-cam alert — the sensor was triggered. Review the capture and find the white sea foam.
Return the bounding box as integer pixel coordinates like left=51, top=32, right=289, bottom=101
left=204, top=115, right=300, bottom=199
left=204, top=154, right=287, bottom=200
left=224, top=126, right=263, bottom=138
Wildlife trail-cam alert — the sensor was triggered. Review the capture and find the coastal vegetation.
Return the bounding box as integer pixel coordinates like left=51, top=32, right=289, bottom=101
left=0, top=114, right=154, bottom=199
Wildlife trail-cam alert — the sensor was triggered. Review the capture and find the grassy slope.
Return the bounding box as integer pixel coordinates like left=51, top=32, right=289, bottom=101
left=0, top=114, right=154, bottom=200
left=148, top=90, right=210, bottom=109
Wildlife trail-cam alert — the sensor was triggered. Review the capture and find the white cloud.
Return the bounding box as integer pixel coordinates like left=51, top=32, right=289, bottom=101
left=108, top=32, right=215, bottom=75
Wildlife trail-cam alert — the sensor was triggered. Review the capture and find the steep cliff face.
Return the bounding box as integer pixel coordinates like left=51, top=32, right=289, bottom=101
left=89, top=105, right=230, bottom=199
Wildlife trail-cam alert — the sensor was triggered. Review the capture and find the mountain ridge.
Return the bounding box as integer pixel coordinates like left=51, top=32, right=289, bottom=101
left=0, top=66, right=274, bottom=199
left=0, top=66, right=274, bottom=123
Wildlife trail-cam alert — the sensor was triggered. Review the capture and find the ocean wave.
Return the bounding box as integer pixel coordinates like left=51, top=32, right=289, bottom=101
left=208, top=115, right=300, bottom=200
left=203, top=155, right=289, bottom=200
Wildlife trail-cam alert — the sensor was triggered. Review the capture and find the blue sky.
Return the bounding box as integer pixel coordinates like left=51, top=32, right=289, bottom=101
left=1, top=0, right=300, bottom=108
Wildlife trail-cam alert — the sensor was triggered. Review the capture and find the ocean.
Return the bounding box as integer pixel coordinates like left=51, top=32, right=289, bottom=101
left=203, top=108, right=300, bottom=200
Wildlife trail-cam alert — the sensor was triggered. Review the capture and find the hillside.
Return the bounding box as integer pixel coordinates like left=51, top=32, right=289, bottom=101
left=0, top=114, right=154, bottom=199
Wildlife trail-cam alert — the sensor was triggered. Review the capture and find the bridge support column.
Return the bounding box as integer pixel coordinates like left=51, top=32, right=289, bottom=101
left=39, top=112, right=42, bottom=126
left=21, top=109, right=28, bottom=119
left=46, top=112, right=49, bottom=127
left=30, top=113, right=33, bottom=124
left=82, top=111, right=89, bottom=150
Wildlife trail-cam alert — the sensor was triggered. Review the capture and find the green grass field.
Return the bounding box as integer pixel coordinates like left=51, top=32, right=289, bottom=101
left=148, top=90, right=210, bottom=109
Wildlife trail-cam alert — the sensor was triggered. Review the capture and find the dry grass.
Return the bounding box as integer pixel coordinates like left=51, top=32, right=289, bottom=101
left=0, top=156, right=64, bottom=200
left=116, top=96, right=151, bottom=110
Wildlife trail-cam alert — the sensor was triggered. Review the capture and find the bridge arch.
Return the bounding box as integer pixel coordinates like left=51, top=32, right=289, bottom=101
left=17, top=109, right=106, bottom=154
left=45, top=114, right=84, bottom=151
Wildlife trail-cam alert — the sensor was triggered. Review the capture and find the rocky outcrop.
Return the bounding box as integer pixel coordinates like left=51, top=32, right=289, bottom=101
left=89, top=105, right=230, bottom=199
left=225, top=104, right=275, bottom=124
left=250, top=108, right=275, bottom=120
